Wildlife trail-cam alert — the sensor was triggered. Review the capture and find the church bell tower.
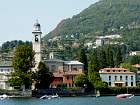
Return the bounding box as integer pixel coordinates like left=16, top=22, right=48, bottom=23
left=32, top=20, right=42, bottom=71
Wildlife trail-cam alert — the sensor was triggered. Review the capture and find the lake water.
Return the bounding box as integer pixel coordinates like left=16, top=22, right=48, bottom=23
left=0, top=96, right=140, bottom=105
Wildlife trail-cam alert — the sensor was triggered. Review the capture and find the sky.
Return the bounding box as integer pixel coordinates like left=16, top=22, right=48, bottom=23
left=0, top=0, right=98, bottom=46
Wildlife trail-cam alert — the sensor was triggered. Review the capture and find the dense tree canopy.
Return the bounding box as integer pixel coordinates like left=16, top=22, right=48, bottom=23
left=74, top=74, right=88, bottom=87
left=43, top=0, right=140, bottom=51
left=79, top=48, right=88, bottom=74
left=33, top=62, right=53, bottom=89
left=1, top=40, right=32, bottom=52
left=9, top=45, right=34, bottom=89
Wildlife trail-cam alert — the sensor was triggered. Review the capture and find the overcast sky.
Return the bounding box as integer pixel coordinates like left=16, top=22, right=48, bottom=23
left=0, top=0, right=98, bottom=45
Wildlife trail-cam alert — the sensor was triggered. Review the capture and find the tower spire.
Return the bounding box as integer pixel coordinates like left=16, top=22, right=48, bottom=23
left=32, top=19, right=42, bottom=33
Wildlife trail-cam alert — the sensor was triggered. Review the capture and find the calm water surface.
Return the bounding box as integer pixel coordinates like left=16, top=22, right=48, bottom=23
left=0, top=96, right=140, bottom=105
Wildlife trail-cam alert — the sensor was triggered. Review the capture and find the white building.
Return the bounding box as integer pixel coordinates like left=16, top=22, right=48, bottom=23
left=95, top=34, right=122, bottom=47
left=95, top=37, right=108, bottom=47
left=129, top=51, right=140, bottom=56
left=0, top=60, right=14, bottom=90
left=99, top=68, right=136, bottom=87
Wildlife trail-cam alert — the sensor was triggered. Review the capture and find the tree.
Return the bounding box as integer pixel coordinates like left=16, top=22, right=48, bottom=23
left=128, top=55, right=140, bottom=65
left=120, top=63, right=136, bottom=73
left=74, top=74, right=88, bottom=87
left=79, top=48, right=88, bottom=74
left=106, top=45, right=114, bottom=67
left=1, top=40, right=32, bottom=53
left=88, top=63, right=107, bottom=91
left=34, top=62, right=53, bottom=89
left=98, top=47, right=107, bottom=68
left=8, top=45, right=34, bottom=89
left=115, top=46, right=123, bottom=67
left=89, top=50, right=99, bottom=71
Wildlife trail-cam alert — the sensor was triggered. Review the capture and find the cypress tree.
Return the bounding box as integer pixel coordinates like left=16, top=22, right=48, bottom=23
left=79, top=48, right=88, bottom=74
left=98, top=47, right=107, bottom=68
left=115, top=46, right=123, bottom=67
left=89, top=50, right=99, bottom=71
left=106, top=45, right=114, bottom=67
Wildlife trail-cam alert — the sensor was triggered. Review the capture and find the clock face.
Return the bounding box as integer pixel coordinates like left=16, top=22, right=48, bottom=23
left=35, top=35, right=39, bottom=42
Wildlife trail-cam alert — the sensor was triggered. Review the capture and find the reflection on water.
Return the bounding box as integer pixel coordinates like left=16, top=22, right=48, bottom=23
left=0, top=96, right=139, bottom=105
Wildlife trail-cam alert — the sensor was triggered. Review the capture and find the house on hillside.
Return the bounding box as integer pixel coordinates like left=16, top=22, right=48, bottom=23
left=99, top=68, right=136, bottom=87
left=129, top=51, right=140, bottom=56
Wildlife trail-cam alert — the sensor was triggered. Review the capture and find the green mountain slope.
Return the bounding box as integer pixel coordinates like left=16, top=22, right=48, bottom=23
left=43, top=0, right=140, bottom=49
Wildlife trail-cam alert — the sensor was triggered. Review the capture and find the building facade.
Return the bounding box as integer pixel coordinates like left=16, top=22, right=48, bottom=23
left=44, top=60, right=84, bottom=88
left=0, top=60, right=14, bottom=90
left=99, top=68, right=136, bottom=87
left=129, top=51, right=140, bottom=56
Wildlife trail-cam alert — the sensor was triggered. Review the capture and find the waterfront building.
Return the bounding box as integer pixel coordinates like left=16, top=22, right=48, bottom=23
left=44, top=59, right=84, bottom=88
left=99, top=68, right=136, bottom=87
left=0, top=60, right=14, bottom=90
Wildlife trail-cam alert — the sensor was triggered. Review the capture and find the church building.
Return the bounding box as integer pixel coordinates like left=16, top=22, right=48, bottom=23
left=32, top=21, right=84, bottom=88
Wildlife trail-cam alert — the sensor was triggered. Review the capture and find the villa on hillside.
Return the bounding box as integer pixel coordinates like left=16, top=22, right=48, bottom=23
left=44, top=59, right=84, bottom=88
left=129, top=51, right=140, bottom=56
left=99, top=68, right=136, bottom=87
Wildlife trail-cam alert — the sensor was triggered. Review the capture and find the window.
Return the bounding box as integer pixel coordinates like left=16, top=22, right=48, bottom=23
left=72, top=76, right=74, bottom=81
left=109, top=76, right=111, bottom=81
left=67, top=76, right=69, bottom=80
left=115, top=76, right=117, bottom=81
left=1, top=69, right=3, bottom=72
left=69, top=83, right=71, bottom=87
left=107, top=70, right=110, bottom=72
left=51, top=65, right=56, bottom=72
left=109, top=82, right=111, bottom=86
left=113, top=70, right=115, bottom=72
left=126, top=76, right=128, bottom=81
left=131, top=76, right=133, bottom=81
left=120, top=76, right=122, bottom=81
left=73, top=68, right=77, bottom=71
left=125, top=82, right=128, bottom=86
left=131, top=82, right=133, bottom=86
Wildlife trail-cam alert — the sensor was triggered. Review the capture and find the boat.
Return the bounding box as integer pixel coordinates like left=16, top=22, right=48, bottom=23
left=116, top=94, right=134, bottom=99
left=40, top=94, right=59, bottom=99
left=0, top=94, right=9, bottom=100
left=95, top=90, right=100, bottom=97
